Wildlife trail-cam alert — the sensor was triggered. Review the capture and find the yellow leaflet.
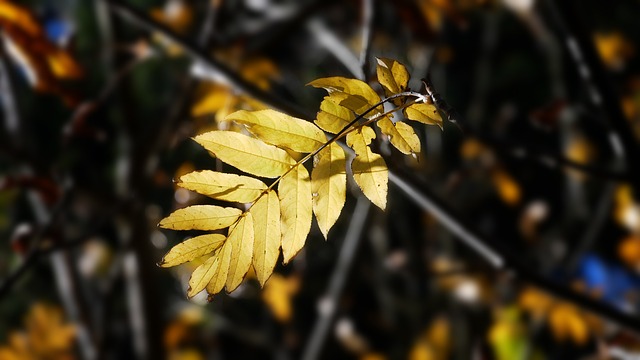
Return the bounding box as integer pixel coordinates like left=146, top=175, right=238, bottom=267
left=159, top=205, right=242, bottom=231
left=206, top=241, right=232, bottom=295
left=315, top=98, right=355, bottom=134
left=311, top=143, right=346, bottom=238
left=187, top=255, right=219, bottom=298
left=158, top=234, right=226, bottom=268
left=249, top=190, right=281, bottom=286
left=225, top=213, right=255, bottom=292
left=376, top=57, right=410, bottom=98
left=308, top=77, right=382, bottom=114
left=279, top=165, right=312, bottom=264
left=404, top=103, right=443, bottom=129
left=178, top=170, right=267, bottom=203
left=227, top=109, right=326, bottom=153
left=347, top=126, right=388, bottom=210
left=193, top=131, right=296, bottom=178
left=377, top=118, right=421, bottom=155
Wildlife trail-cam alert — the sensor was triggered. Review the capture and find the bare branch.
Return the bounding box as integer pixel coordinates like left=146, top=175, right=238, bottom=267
left=302, top=196, right=371, bottom=360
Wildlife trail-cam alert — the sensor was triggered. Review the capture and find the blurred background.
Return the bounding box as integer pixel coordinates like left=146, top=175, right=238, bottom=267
left=1, top=0, right=640, bottom=359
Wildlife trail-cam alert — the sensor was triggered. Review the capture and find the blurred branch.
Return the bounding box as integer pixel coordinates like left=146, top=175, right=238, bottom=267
left=359, top=0, right=374, bottom=79
left=0, top=40, right=20, bottom=138
left=547, top=0, right=639, bottom=185
left=566, top=183, right=616, bottom=271
left=103, top=0, right=311, bottom=119
left=388, top=166, right=640, bottom=334
left=302, top=196, right=371, bottom=360
left=307, top=18, right=364, bottom=81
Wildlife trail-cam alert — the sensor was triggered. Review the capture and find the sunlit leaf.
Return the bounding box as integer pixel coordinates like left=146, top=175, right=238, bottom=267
left=404, top=103, right=443, bottom=128
left=347, top=126, right=388, bottom=210
left=158, top=234, right=226, bottom=268
left=250, top=191, right=281, bottom=286
left=377, top=117, right=421, bottom=155
left=227, top=109, right=326, bottom=153
left=206, top=241, right=232, bottom=296
left=312, top=143, right=347, bottom=238
left=279, top=165, right=312, bottom=264
left=187, top=254, right=219, bottom=298
left=376, top=57, right=410, bottom=99
left=315, top=98, right=356, bottom=134
left=159, top=205, right=242, bottom=231
left=178, top=170, right=267, bottom=203
left=308, top=77, right=382, bottom=114
left=225, top=213, right=255, bottom=292
left=193, top=131, right=296, bottom=178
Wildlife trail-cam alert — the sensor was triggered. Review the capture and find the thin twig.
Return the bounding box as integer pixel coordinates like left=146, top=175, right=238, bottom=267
left=301, top=196, right=371, bottom=360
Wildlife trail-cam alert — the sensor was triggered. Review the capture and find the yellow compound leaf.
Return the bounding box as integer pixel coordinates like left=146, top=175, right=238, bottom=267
left=227, top=109, right=326, bottom=153
left=159, top=205, right=242, bottom=231
left=206, top=241, right=233, bottom=296
left=377, top=118, right=421, bottom=155
left=193, top=131, right=296, bottom=178
left=308, top=77, right=382, bottom=114
left=347, top=126, right=388, bottom=210
left=376, top=57, right=410, bottom=98
left=279, top=165, right=312, bottom=264
left=315, top=98, right=356, bottom=134
left=404, top=103, right=443, bottom=128
left=225, top=213, right=255, bottom=292
left=249, top=191, right=281, bottom=286
left=187, top=255, right=219, bottom=298
left=178, top=170, right=267, bottom=203
left=312, top=143, right=347, bottom=238
left=159, top=234, right=226, bottom=268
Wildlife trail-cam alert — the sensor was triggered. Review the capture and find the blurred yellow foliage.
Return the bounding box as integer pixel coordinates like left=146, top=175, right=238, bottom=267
left=409, top=317, right=451, bottom=360
left=565, top=136, right=595, bottom=180
left=0, top=0, right=82, bottom=103
left=191, top=57, right=277, bottom=124
left=594, top=32, right=635, bottom=70
left=618, top=234, right=640, bottom=269
left=150, top=0, right=193, bottom=34
left=518, top=287, right=601, bottom=345
left=488, top=308, right=527, bottom=360
left=261, top=274, right=300, bottom=323
left=164, top=306, right=204, bottom=357
left=491, top=169, right=522, bottom=206
left=0, top=303, right=76, bottom=360
left=548, top=304, right=590, bottom=345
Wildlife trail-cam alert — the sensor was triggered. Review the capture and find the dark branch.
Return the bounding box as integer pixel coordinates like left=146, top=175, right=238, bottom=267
left=103, top=0, right=311, bottom=120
